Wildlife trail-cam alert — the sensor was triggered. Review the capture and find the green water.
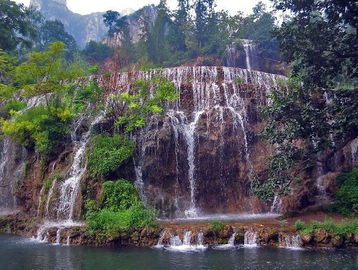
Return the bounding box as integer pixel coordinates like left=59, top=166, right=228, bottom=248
left=0, top=233, right=358, bottom=270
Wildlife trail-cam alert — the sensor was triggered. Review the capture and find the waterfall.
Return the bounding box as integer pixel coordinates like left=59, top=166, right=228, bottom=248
left=183, top=111, right=204, bottom=218
left=280, top=234, right=303, bottom=250
left=270, top=195, right=282, bottom=214
left=244, top=230, right=258, bottom=247
left=117, top=66, right=287, bottom=218
left=0, top=138, right=26, bottom=215
left=165, top=231, right=207, bottom=252
left=56, top=113, right=104, bottom=221
left=242, top=40, right=253, bottom=71
left=214, top=232, right=237, bottom=249
left=35, top=112, right=105, bottom=242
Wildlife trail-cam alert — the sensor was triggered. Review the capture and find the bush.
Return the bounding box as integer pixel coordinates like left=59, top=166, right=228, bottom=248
left=101, top=180, right=141, bottom=212
left=72, top=81, right=101, bottom=112
left=209, top=220, right=224, bottom=232
left=0, top=99, right=26, bottom=118
left=335, top=168, right=358, bottom=215
left=1, top=104, right=73, bottom=155
left=87, top=134, right=135, bottom=178
left=86, top=179, right=157, bottom=236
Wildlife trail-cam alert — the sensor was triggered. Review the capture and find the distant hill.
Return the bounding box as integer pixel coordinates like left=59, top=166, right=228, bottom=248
left=30, top=0, right=157, bottom=47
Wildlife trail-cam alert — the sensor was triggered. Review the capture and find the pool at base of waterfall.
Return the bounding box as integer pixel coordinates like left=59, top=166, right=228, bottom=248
left=1, top=234, right=357, bottom=270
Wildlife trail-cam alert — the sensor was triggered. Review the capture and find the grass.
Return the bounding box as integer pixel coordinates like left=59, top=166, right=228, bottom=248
left=294, top=219, right=358, bottom=236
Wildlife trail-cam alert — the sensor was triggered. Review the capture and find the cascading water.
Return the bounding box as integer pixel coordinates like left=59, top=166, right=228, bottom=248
left=280, top=234, right=303, bottom=250
left=244, top=230, right=258, bottom=247
left=111, top=66, right=286, bottom=218
left=242, top=40, right=254, bottom=71
left=36, top=112, right=105, bottom=242
left=0, top=138, right=26, bottom=215
left=165, top=231, right=207, bottom=252
left=214, top=232, right=237, bottom=249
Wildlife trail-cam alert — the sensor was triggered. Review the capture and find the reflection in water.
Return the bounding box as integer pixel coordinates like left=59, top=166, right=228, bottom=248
left=1, top=234, right=358, bottom=270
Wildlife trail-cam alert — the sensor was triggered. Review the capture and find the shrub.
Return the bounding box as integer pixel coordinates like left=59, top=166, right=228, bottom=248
left=209, top=220, right=224, bottom=232
left=72, top=81, right=101, bottom=112
left=0, top=99, right=26, bottom=118
left=335, top=168, right=358, bottom=215
left=86, top=179, right=157, bottom=236
left=101, top=180, right=141, bottom=212
left=1, top=104, right=73, bottom=155
left=87, top=134, right=135, bottom=178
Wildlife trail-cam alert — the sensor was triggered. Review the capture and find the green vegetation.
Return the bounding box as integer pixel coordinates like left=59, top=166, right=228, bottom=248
left=87, top=135, right=135, bottom=178
left=324, top=169, right=358, bottom=216
left=82, top=41, right=113, bottom=63
left=254, top=0, right=358, bottom=201
left=0, top=42, right=85, bottom=156
left=114, top=77, right=177, bottom=133
left=294, top=219, right=358, bottom=236
left=102, top=0, right=280, bottom=69
left=208, top=220, right=224, bottom=232
left=86, top=179, right=157, bottom=236
left=0, top=0, right=37, bottom=52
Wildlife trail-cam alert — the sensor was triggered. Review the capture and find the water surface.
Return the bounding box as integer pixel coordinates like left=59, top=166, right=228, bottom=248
left=0, top=233, right=357, bottom=270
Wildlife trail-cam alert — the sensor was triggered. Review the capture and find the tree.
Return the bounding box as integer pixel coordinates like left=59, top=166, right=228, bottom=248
left=82, top=41, right=113, bottom=63
left=0, top=42, right=85, bottom=155
left=146, top=0, right=171, bottom=65
left=0, top=0, right=38, bottom=52
left=37, top=20, right=77, bottom=58
left=255, top=1, right=358, bottom=201
left=272, top=0, right=358, bottom=88
left=103, top=10, right=129, bottom=38
left=169, top=0, right=191, bottom=53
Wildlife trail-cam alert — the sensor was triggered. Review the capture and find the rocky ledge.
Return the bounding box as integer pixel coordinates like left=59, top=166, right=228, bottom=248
left=1, top=213, right=358, bottom=250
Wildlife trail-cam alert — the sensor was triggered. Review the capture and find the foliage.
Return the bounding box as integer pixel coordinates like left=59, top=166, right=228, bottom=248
left=82, top=41, right=113, bottom=63
left=1, top=104, right=73, bottom=154
left=37, top=20, right=77, bottom=59
left=0, top=99, right=26, bottom=118
left=71, top=81, right=102, bottom=112
left=87, top=134, right=135, bottom=178
left=114, top=77, right=177, bottom=133
left=255, top=72, right=358, bottom=201
left=272, top=0, right=358, bottom=89
left=208, top=220, right=224, bottom=232
left=333, top=169, right=358, bottom=216
left=0, top=0, right=38, bottom=52
left=86, top=179, right=157, bottom=236
left=294, top=219, right=358, bottom=236
left=0, top=42, right=85, bottom=156
left=100, top=180, right=141, bottom=212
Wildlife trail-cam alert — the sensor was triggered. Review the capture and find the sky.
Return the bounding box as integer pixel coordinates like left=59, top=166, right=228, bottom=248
left=14, top=0, right=272, bottom=16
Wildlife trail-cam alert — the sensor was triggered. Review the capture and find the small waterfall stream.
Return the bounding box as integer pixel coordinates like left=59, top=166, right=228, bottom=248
left=244, top=230, right=258, bottom=247
left=280, top=234, right=303, bottom=250
left=36, top=112, right=105, bottom=243
left=242, top=40, right=253, bottom=71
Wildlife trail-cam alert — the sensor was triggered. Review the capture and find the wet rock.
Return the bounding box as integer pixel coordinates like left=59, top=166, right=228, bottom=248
left=331, top=235, right=344, bottom=248
left=313, top=228, right=329, bottom=244
left=301, top=233, right=312, bottom=245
